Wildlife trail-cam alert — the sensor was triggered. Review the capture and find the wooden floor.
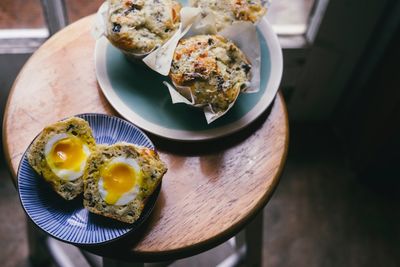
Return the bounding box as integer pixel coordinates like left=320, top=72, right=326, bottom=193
left=1, top=123, right=399, bottom=267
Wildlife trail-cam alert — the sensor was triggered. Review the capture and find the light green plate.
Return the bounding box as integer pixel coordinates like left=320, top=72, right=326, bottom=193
left=95, top=18, right=282, bottom=141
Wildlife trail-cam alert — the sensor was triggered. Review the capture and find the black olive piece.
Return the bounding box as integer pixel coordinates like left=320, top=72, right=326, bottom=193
left=208, top=38, right=214, bottom=45
left=112, top=23, right=122, bottom=33
left=155, top=11, right=163, bottom=22
left=71, top=130, right=78, bottom=136
left=132, top=3, right=142, bottom=10
left=216, top=76, right=225, bottom=90
left=241, top=63, right=251, bottom=74
left=66, top=124, right=74, bottom=131
left=124, top=3, right=142, bottom=15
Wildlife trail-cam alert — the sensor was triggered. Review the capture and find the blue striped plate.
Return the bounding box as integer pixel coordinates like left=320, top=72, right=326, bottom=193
left=18, top=113, right=160, bottom=245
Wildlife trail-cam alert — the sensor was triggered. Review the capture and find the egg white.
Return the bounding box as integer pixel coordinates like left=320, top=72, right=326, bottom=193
left=44, top=133, right=91, bottom=181
left=98, top=157, right=142, bottom=206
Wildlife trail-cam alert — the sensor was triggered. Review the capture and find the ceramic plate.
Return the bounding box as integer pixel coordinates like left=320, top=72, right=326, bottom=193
left=95, top=14, right=282, bottom=141
left=18, top=113, right=160, bottom=245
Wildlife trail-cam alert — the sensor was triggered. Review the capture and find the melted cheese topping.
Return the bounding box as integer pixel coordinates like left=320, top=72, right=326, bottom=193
left=170, top=35, right=251, bottom=113
left=190, top=0, right=266, bottom=31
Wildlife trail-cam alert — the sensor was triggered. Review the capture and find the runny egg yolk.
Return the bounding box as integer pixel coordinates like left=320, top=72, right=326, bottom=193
left=50, top=137, right=86, bottom=172
left=102, top=162, right=137, bottom=205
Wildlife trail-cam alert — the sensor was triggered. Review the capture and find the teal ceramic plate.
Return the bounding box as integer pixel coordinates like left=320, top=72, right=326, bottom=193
left=95, top=18, right=282, bottom=141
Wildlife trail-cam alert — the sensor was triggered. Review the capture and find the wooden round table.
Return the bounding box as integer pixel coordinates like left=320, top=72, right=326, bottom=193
left=3, top=16, right=288, bottom=264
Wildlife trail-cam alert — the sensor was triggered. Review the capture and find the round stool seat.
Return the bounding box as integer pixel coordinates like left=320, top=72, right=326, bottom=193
left=3, top=15, right=288, bottom=262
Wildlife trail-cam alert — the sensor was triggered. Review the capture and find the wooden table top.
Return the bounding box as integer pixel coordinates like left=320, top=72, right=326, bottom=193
left=2, top=15, right=289, bottom=261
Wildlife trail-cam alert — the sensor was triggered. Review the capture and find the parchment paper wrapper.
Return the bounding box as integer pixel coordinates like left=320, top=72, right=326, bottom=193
left=92, top=2, right=200, bottom=64
left=92, top=1, right=108, bottom=40
left=163, top=19, right=261, bottom=124
left=143, top=7, right=201, bottom=75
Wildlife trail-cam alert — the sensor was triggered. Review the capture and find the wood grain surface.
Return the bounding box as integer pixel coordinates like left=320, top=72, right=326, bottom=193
left=2, top=15, right=289, bottom=261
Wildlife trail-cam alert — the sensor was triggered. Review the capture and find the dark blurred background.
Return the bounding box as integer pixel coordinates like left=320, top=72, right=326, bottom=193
left=0, top=0, right=399, bottom=266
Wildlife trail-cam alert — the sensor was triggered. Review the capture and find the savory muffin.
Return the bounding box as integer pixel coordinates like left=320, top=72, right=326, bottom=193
left=189, top=0, right=267, bottom=31
left=27, top=117, right=96, bottom=200
left=83, top=143, right=167, bottom=224
left=170, top=35, right=252, bottom=114
left=106, top=0, right=182, bottom=55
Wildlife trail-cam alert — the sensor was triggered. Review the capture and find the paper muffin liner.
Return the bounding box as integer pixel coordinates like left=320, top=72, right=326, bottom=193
left=163, top=19, right=261, bottom=124
left=163, top=81, right=241, bottom=124
left=143, top=7, right=201, bottom=75
left=92, top=2, right=200, bottom=64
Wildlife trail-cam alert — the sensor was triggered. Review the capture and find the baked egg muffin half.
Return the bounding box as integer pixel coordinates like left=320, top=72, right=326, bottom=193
left=83, top=143, right=167, bottom=224
left=106, top=0, right=182, bottom=55
left=27, top=117, right=96, bottom=200
left=170, top=35, right=252, bottom=114
left=190, top=0, right=266, bottom=32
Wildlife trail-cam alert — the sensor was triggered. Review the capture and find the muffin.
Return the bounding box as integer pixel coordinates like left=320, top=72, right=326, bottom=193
left=189, top=0, right=267, bottom=32
left=170, top=35, right=252, bottom=114
left=106, top=0, right=182, bottom=56
left=83, top=143, right=167, bottom=224
left=27, top=117, right=96, bottom=200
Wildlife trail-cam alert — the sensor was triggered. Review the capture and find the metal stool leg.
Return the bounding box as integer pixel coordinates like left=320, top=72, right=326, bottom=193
left=217, top=210, right=264, bottom=267
left=244, top=211, right=264, bottom=267
left=27, top=219, right=51, bottom=267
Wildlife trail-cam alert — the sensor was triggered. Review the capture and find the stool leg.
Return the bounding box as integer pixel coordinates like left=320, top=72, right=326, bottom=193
left=243, top=210, right=264, bottom=267
left=103, top=258, right=144, bottom=267
left=217, top=210, right=264, bottom=267
left=27, top=219, right=51, bottom=267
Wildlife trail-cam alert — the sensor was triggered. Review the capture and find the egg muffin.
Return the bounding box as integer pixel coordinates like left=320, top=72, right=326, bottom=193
left=83, top=143, right=167, bottom=224
left=170, top=35, right=252, bottom=114
left=190, top=0, right=266, bottom=32
left=106, top=0, right=182, bottom=55
left=27, top=117, right=96, bottom=200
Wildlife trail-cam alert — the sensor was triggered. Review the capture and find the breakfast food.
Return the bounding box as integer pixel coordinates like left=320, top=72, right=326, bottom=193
left=170, top=34, right=252, bottom=115
left=189, top=0, right=267, bottom=32
left=83, top=143, right=167, bottom=224
left=27, top=117, right=96, bottom=200
left=106, top=0, right=182, bottom=55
